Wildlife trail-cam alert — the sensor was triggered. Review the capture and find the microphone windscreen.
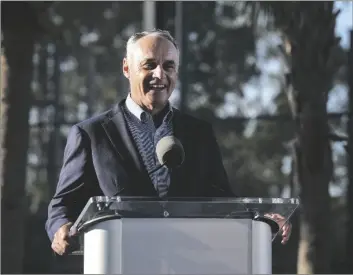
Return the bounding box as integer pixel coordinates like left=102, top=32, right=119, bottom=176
left=155, top=136, right=185, bottom=168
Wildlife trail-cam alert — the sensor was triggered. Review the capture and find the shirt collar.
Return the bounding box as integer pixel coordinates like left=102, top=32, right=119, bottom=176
left=125, top=93, right=145, bottom=121
left=125, top=93, right=174, bottom=124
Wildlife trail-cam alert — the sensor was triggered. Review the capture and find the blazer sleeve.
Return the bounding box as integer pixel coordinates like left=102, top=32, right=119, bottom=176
left=204, top=124, right=237, bottom=197
left=45, top=125, right=97, bottom=242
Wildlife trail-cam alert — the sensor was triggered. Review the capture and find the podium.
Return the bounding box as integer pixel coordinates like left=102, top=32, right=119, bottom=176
left=71, top=196, right=299, bottom=274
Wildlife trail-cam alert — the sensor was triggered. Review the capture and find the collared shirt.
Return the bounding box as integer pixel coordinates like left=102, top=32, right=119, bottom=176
left=125, top=93, right=145, bottom=122
left=123, top=94, right=174, bottom=198
left=125, top=93, right=173, bottom=127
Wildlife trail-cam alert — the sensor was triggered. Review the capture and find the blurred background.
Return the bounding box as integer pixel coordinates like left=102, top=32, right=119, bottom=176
left=1, top=1, right=352, bottom=274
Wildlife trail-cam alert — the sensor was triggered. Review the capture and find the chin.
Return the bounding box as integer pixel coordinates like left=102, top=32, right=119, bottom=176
left=145, top=97, right=168, bottom=109
left=148, top=99, right=166, bottom=108
left=147, top=91, right=169, bottom=100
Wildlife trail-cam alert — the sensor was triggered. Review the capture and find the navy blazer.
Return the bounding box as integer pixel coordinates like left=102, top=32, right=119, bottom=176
left=45, top=100, right=235, bottom=241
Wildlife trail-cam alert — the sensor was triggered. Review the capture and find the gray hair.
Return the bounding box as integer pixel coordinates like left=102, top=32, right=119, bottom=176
left=126, top=29, right=179, bottom=59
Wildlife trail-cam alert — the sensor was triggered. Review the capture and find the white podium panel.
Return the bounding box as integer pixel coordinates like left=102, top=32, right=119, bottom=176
left=73, top=196, right=299, bottom=275
left=83, top=218, right=272, bottom=274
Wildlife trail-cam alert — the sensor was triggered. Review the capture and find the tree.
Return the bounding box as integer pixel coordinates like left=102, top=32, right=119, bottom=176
left=255, top=2, right=342, bottom=273
left=1, top=2, right=52, bottom=272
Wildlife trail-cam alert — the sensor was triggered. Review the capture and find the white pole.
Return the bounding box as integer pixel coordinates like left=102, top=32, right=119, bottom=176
left=143, top=1, right=156, bottom=31
left=175, top=1, right=183, bottom=59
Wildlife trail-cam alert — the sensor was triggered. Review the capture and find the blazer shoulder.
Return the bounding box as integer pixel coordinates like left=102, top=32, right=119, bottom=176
left=74, top=109, right=113, bottom=132
left=172, top=108, right=213, bottom=132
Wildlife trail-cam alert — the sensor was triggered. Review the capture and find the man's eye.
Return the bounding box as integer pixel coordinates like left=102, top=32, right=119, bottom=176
left=144, top=64, right=155, bottom=69
left=164, top=65, right=175, bottom=70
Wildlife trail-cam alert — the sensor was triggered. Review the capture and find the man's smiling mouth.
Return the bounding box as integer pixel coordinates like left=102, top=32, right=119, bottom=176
left=149, top=84, right=166, bottom=91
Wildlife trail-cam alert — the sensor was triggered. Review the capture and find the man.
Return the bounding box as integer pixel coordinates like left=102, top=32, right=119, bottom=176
left=46, top=30, right=291, bottom=255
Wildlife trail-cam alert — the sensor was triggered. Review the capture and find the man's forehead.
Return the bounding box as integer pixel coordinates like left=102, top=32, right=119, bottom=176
left=135, top=34, right=176, bottom=50
left=131, top=35, right=179, bottom=61
left=138, top=53, right=178, bottom=63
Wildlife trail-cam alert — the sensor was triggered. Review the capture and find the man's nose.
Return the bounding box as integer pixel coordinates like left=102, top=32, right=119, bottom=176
left=152, top=65, right=164, bottom=79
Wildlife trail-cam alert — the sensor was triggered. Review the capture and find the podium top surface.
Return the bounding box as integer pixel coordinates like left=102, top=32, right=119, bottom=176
left=71, top=196, right=299, bottom=235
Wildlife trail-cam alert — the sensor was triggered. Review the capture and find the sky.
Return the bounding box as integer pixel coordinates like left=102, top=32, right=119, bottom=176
left=329, top=1, right=352, bottom=197
left=328, top=1, right=353, bottom=114
left=334, top=1, right=353, bottom=50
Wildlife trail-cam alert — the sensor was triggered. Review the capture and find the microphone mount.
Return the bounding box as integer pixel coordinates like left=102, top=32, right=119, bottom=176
left=148, top=162, right=167, bottom=176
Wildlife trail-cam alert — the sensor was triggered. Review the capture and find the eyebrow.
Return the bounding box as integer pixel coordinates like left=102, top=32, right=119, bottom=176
left=141, top=58, right=176, bottom=65
left=141, top=58, right=156, bottom=64
left=164, top=60, right=176, bottom=66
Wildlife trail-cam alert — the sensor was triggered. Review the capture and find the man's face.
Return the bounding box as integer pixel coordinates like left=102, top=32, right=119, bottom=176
left=123, top=35, right=179, bottom=114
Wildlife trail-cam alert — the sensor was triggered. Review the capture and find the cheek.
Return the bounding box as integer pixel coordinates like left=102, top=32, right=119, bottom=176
left=135, top=73, right=147, bottom=86
left=167, top=71, right=177, bottom=81
left=169, top=74, right=177, bottom=87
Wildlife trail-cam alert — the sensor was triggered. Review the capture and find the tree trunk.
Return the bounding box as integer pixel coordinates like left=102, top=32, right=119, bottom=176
left=291, top=75, right=333, bottom=274
left=269, top=3, right=338, bottom=272
left=346, top=30, right=353, bottom=273
left=1, top=33, right=35, bottom=273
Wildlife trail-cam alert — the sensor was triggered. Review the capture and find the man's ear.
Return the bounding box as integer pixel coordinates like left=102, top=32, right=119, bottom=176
left=122, top=57, right=130, bottom=79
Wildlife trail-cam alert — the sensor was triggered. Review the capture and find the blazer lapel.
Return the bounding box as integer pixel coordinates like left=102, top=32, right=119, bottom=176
left=168, top=109, right=189, bottom=196
left=101, top=101, right=156, bottom=195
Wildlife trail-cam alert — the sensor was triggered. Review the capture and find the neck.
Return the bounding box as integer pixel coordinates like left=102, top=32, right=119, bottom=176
left=130, top=93, right=167, bottom=116
left=149, top=105, right=166, bottom=116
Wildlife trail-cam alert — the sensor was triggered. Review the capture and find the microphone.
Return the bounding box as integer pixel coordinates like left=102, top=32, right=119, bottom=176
left=149, top=136, right=185, bottom=175
left=89, top=137, right=185, bottom=225
left=99, top=136, right=184, bottom=212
